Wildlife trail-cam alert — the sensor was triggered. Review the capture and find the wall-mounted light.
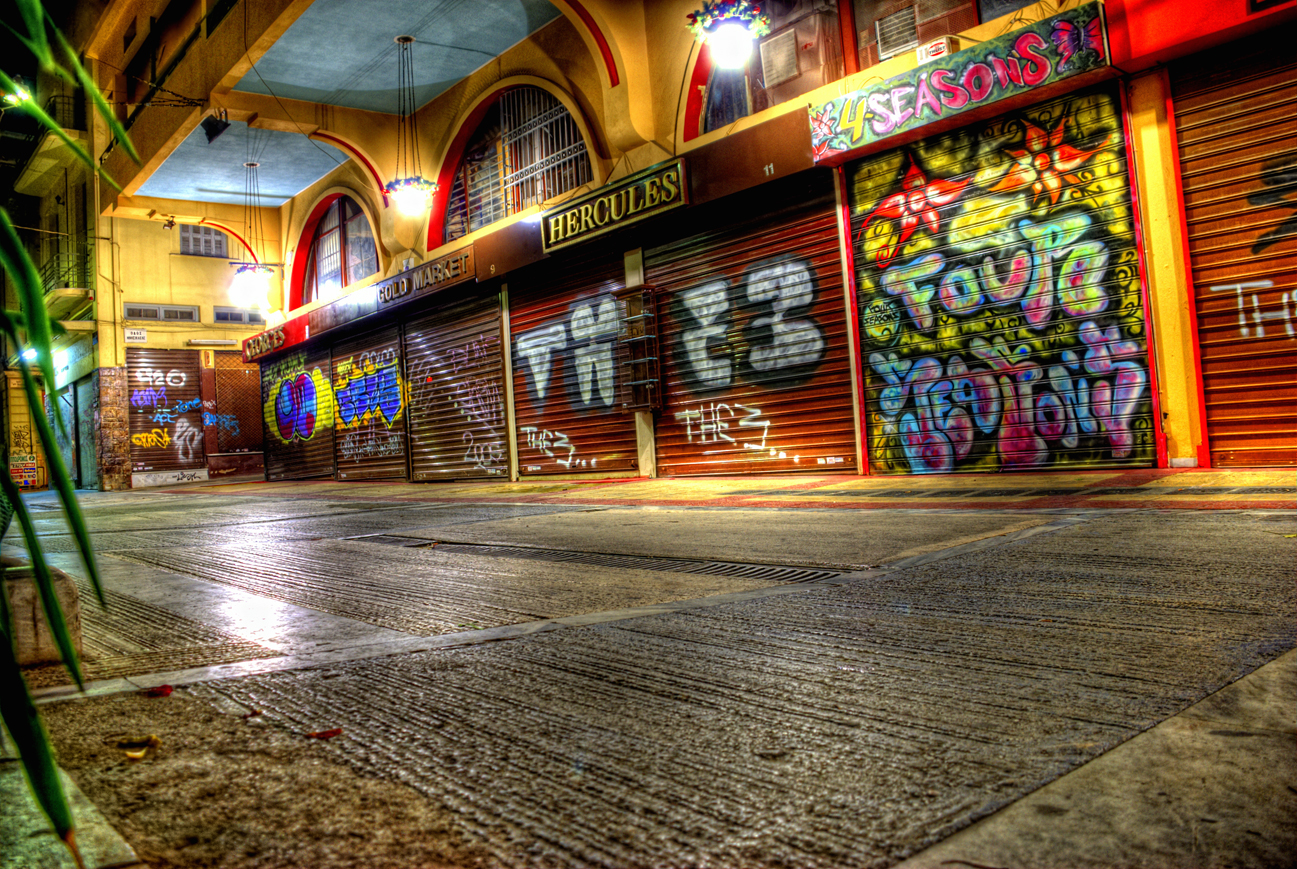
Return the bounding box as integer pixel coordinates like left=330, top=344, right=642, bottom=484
left=686, top=0, right=771, bottom=70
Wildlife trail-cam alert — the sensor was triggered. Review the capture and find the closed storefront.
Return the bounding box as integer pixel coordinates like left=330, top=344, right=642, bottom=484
left=510, top=252, right=638, bottom=475
left=213, top=351, right=264, bottom=455
left=645, top=173, right=857, bottom=475
left=403, top=288, right=507, bottom=479
left=1171, top=35, right=1297, bottom=467
left=126, top=348, right=205, bottom=475
left=261, top=346, right=336, bottom=481
left=846, top=85, right=1157, bottom=474
left=332, top=327, right=408, bottom=480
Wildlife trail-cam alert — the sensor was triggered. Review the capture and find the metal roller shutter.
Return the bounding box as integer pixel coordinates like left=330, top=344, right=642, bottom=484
left=260, top=346, right=336, bottom=481
left=846, top=85, right=1156, bottom=474
left=403, top=289, right=507, bottom=480
left=510, top=252, right=637, bottom=475
left=1172, top=37, right=1297, bottom=467
left=126, top=348, right=204, bottom=472
left=645, top=173, right=856, bottom=475
left=332, top=327, right=408, bottom=481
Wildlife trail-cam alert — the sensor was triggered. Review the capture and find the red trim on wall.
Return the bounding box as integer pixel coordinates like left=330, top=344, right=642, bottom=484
left=199, top=219, right=258, bottom=263
left=288, top=193, right=343, bottom=311
left=311, top=133, right=389, bottom=207
left=682, top=42, right=710, bottom=143
left=566, top=1, right=620, bottom=87
left=835, top=165, right=870, bottom=475
left=425, top=94, right=507, bottom=251
left=838, top=0, right=859, bottom=76
left=1119, top=81, right=1168, bottom=469
left=1160, top=71, right=1213, bottom=469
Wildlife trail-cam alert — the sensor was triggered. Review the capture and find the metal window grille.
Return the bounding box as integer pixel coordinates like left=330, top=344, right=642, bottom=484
left=213, top=351, right=264, bottom=453
left=446, top=87, right=591, bottom=243
left=180, top=224, right=228, bottom=258
left=876, top=6, right=919, bottom=58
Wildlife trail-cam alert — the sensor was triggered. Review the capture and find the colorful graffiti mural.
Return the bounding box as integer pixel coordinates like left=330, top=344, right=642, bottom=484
left=263, top=354, right=335, bottom=445
left=848, top=88, right=1154, bottom=474
left=126, top=358, right=206, bottom=470
left=332, top=348, right=406, bottom=467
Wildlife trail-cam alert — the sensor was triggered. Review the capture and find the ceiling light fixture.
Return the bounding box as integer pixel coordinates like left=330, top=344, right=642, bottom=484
left=686, top=0, right=771, bottom=70
left=229, top=158, right=274, bottom=311
left=201, top=112, right=231, bottom=144
left=384, top=35, right=437, bottom=216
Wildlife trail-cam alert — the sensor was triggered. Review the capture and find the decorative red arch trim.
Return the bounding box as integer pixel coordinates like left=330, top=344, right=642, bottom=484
left=566, top=1, right=619, bottom=88
left=682, top=42, right=712, bottom=143
left=310, top=133, right=389, bottom=207
left=425, top=93, right=506, bottom=251
left=288, top=193, right=344, bottom=311
left=199, top=219, right=258, bottom=263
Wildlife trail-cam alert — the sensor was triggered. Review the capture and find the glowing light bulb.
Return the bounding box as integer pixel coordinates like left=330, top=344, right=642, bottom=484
left=231, top=264, right=273, bottom=309
left=708, top=22, right=754, bottom=69
left=392, top=184, right=430, bottom=216
left=4, top=86, right=31, bottom=106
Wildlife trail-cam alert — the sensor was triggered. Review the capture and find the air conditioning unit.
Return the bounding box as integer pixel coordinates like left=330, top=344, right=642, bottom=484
left=916, top=36, right=958, bottom=64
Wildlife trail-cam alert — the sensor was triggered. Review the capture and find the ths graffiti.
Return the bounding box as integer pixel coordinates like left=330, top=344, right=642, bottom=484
left=674, top=401, right=780, bottom=457
left=520, top=425, right=596, bottom=470
left=849, top=90, right=1152, bottom=474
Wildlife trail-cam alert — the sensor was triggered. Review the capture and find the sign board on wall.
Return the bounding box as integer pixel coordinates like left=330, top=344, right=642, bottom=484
left=808, top=2, right=1111, bottom=163
left=9, top=454, right=38, bottom=487
left=542, top=159, right=688, bottom=252
left=124, top=328, right=147, bottom=343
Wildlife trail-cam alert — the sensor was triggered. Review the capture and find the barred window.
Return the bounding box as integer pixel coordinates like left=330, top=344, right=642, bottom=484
left=180, top=224, right=228, bottom=257
left=444, top=87, right=592, bottom=244
left=302, top=196, right=378, bottom=304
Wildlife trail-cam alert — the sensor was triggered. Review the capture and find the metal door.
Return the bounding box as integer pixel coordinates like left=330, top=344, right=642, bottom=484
left=1172, top=35, right=1297, bottom=466
left=332, top=327, right=408, bottom=480
left=213, top=351, right=263, bottom=454
left=403, top=288, right=507, bottom=480
left=510, top=252, right=637, bottom=475
left=126, top=348, right=204, bottom=472
left=646, top=173, right=856, bottom=475
left=846, top=85, right=1156, bottom=473
left=261, top=346, right=336, bottom=480
left=75, top=375, right=97, bottom=489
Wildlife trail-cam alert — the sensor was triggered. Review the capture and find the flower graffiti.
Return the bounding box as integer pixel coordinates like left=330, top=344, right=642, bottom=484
left=849, top=89, right=1153, bottom=474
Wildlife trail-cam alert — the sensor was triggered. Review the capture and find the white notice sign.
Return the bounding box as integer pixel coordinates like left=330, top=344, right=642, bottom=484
left=124, top=327, right=147, bottom=343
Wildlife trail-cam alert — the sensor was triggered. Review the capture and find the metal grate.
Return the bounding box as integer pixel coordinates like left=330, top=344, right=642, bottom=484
left=429, top=542, right=843, bottom=584
left=214, top=351, right=263, bottom=453
left=876, top=7, right=919, bottom=59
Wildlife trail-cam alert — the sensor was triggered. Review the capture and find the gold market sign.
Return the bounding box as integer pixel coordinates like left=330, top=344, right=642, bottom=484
left=376, top=247, right=475, bottom=310
left=543, top=159, right=688, bottom=252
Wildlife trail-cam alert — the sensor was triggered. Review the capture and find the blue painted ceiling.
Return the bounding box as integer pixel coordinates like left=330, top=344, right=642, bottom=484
left=140, top=0, right=561, bottom=205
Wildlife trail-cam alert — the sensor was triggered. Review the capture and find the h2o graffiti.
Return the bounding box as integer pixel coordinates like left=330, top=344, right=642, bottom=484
left=673, top=254, right=827, bottom=393
left=849, top=90, right=1153, bottom=474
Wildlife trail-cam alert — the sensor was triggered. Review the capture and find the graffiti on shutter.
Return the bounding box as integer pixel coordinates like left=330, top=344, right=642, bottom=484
left=260, top=347, right=335, bottom=480
left=332, top=328, right=408, bottom=480
left=127, top=348, right=204, bottom=472
left=847, top=85, right=1155, bottom=473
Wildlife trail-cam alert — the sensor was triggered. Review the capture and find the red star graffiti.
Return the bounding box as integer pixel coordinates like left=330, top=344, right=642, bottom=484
left=990, top=116, right=1111, bottom=209
left=858, top=158, right=971, bottom=270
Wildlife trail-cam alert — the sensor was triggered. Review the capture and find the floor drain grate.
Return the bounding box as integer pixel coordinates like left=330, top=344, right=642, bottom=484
left=431, top=543, right=842, bottom=584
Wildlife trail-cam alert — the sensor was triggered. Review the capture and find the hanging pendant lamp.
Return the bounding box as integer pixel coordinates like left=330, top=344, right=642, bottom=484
left=385, top=35, right=437, bottom=216
left=686, top=0, right=771, bottom=69
left=229, top=154, right=274, bottom=311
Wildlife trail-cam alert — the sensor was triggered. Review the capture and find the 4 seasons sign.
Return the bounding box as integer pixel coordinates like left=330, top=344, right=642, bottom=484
left=809, top=2, right=1111, bottom=163
left=543, top=159, right=687, bottom=252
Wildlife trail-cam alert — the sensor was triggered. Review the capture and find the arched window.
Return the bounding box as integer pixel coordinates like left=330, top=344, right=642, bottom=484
left=301, top=196, right=378, bottom=304
left=444, top=87, right=593, bottom=244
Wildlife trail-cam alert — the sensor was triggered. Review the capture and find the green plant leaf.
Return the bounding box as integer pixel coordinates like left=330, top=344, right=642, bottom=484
left=50, top=24, right=141, bottom=165
left=0, top=600, right=81, bottom=864
left=15, top=361, right=103, bottom=607
left=0, top=471, right=84, bottom=687
left=13, top=0, right=52, bottom=68
left=0, top=210, right=62, bottom=434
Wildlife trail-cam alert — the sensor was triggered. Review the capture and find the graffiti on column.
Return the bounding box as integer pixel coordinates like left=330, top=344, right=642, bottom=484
left=332, top=348, right=405, bottom=462
left=668, top=254, right=829, bottom=464
left=407, top=331, right=506, bottom=476
left=849, top=90, right=1154, bottom=473
left=514, top=293, right=622, bottom=471
left=262, top=352, right=335, bottom=444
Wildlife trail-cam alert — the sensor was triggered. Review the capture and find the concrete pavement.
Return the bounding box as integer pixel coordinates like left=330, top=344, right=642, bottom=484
left=3, top=468, right=1294, bottom=867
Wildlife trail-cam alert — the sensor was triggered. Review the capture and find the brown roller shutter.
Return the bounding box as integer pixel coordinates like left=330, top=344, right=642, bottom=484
left=645, top=173, right=856, bottom=475
left=260, top=346, right=336, bottom=480
left=403, top=288, right=507, bottom=480
left=213, top=351, right=263, bottom=454
left=1172, top=36, right=1297, bottom=467
left=332, top=327, right=408, bottom=480
left=846, top=85, right=1156, bottom=474
left=127, top=348, right=204, bottom=472
left=510, top=252, right=637, bottom=475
